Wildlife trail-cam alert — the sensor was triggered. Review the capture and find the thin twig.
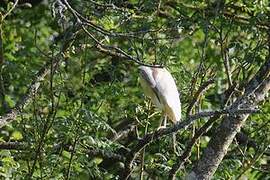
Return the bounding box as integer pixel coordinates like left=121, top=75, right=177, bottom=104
left=61, top=0, right=164, bottom=68
left=82, top=24, right=163, bottom=68
left=1, top=0, right=19, bottom=20
left=219, top=30, right=233, bottom=87
left=186, top=78, right=215, bottom=116
left=139, top=100, right=151, bottom=180
left=66, top=136, right=79, bottom=180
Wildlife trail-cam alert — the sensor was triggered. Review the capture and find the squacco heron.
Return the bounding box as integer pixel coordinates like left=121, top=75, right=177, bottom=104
left=139, top=65, right=181, bottom=152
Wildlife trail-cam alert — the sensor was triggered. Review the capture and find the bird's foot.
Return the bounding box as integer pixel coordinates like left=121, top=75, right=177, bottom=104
left=157, top=125, right=166, bottom=130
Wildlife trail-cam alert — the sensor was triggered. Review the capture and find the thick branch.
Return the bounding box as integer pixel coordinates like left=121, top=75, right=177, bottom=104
left=0, top=142, right=28, bottom=150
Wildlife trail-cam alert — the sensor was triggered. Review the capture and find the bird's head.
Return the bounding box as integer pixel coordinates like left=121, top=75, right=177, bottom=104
left=138, top=65, right=152, bottom=77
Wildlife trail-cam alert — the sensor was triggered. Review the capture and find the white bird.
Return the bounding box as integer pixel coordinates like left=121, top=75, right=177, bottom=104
left=138, top=65, right=181, bottom=128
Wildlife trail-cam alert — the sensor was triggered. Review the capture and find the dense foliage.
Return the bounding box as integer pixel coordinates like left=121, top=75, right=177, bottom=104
left=0, top=0, right=269, bottom=179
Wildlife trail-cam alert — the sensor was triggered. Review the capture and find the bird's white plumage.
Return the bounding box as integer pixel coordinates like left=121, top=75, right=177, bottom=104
left=139, top=66, right=181, bottom=123
left=139, top=75, right=162, bottom=108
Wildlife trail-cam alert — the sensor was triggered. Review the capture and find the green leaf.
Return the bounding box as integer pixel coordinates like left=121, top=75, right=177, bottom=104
left=11, top=131, right=23, bottom=140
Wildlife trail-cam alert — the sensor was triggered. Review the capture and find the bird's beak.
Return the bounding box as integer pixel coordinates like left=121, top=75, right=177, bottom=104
left=139, top=68, right=147, bottom=79
left=138, top=66, right=145, bottom=76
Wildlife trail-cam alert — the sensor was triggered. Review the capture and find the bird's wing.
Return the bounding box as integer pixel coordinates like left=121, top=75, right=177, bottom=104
left=154, top=69, right=181, bottom=121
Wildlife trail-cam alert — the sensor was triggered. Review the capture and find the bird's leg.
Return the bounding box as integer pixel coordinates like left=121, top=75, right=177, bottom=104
left=157, top=113, right=167, bottom=130
left=163, top=114, right=167, bottom=127
left=135, top=125, right=140, bottom=139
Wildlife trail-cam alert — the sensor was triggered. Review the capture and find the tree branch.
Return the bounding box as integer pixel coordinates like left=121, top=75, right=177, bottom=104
left=87, top=147, right=126, bottom=162
left=0, top=142, right=28, bottom=150
left=121, top=108, right=259, bottom=179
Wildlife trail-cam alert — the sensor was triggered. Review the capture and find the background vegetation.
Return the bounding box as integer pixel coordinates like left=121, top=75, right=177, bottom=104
left=0, top=0, right=269, bottom=179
